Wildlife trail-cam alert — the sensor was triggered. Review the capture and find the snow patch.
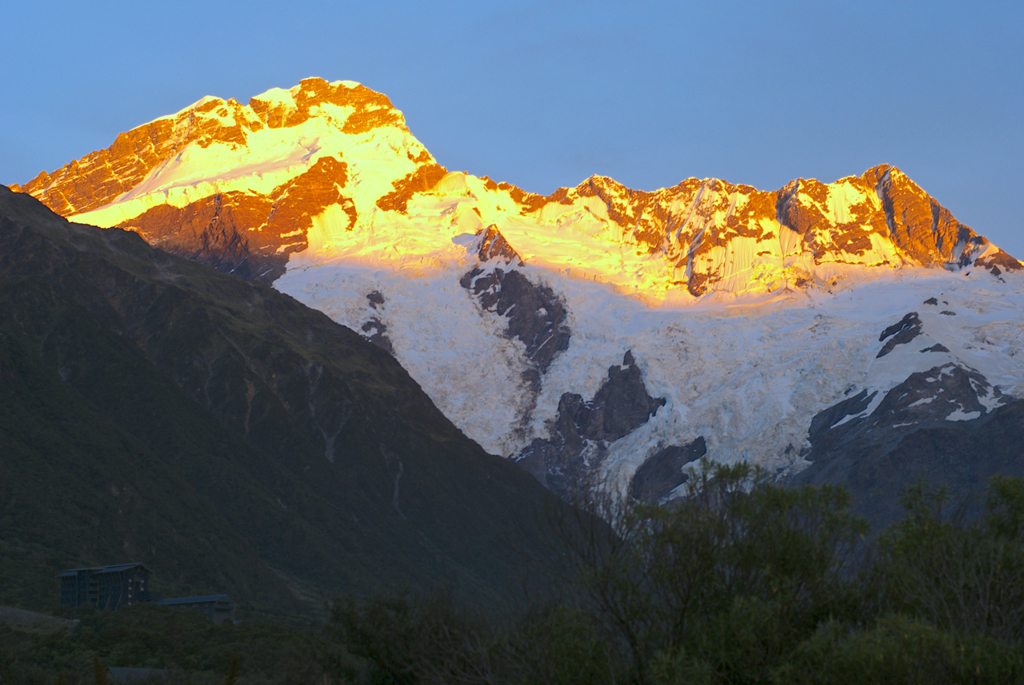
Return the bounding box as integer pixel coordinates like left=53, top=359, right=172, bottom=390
left=945, top=408, right=982, bottom=422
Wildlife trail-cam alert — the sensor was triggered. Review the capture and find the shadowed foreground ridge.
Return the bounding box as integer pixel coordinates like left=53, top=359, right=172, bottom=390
left=0, top=185, right=578, bottom=612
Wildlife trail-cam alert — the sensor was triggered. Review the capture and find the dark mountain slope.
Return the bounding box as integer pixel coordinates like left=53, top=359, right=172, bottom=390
left=0, top=311, right=297, bottom=611
left=0, top=185, right=575, bottom=611
left=791, top=365, right=1024, bottom=530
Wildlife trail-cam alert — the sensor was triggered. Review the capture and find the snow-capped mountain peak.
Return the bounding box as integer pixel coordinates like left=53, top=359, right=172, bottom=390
left=13, top=80, right=1024, bottom=511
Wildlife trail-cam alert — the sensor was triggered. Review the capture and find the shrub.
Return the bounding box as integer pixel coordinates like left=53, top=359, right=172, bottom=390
left=777, top=615, right=1024, bottom=685
left=871, top=479, right=1024, bottom=642
left=568, top=461, right=867, bottom=683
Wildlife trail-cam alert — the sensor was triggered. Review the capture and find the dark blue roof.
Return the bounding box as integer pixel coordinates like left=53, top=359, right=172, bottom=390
left=158, top=594, right=233, bottom=606
left=57, top=563, right=151, bottom=577
left=94, top=563, right=149, bottom=574
left=57, top=569, right=93, bottom=578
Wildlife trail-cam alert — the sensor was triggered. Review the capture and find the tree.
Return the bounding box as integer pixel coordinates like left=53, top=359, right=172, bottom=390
left=562, top=460, right=867, bottom=684
left=871, top=478, right=1024, bottom=642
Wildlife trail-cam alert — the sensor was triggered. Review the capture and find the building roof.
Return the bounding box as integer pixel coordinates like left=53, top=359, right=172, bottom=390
left=57, top=562, right=152, bottom=577
left=94, top=563, right=151, bottom=574
left=57, top=570, right=90, bottom=578
left=157, top=594, right=234, bottom=606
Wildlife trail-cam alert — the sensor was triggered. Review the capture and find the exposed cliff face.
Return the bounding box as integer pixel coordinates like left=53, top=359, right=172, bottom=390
left=118, top=155, right=354, bottom=283
left=876, top=312, right=923, bottom=358
left=628, top=437, right=708, bottom=504
left=515, top=351, right=666, bottom=497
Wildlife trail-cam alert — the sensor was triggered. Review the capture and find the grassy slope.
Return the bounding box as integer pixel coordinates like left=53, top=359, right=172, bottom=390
left=0, top=186, right=574, bottom=613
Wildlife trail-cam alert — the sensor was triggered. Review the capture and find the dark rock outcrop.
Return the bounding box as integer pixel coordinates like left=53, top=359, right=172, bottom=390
left=359, top=291, right=393, bottom=353
left=629, top=437, right=707, bottom=504
left=516, top=351, right=666, bottom=497
left=360, top=319, right=393, bottom=354
left=876, top=312, right=922, bottom=358
left=461, top=226, right=571, bottom=383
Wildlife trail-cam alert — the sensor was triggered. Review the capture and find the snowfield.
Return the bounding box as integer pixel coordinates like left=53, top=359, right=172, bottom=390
left=279, top=224, right=1024, bottom=494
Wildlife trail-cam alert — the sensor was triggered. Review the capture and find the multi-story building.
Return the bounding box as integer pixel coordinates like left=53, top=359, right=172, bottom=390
left=58, top=563, right=152, bottom=610
left=58, top=563, right=236, bottom=624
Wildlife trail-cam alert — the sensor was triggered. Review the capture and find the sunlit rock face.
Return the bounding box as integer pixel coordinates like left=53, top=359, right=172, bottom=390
left=15, top=79, right=1024, bottom=512
left=13, top=78, right=436, bottom=283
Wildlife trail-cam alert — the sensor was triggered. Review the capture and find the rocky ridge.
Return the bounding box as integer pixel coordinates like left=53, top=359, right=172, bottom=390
left=14, top=80, right=1018, bottom=304
left=794, top=362, right=1024, bottom=528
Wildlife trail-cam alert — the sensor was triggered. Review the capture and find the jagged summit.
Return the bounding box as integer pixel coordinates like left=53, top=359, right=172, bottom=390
left=514, top=164, right=1018, bottom=296
left=13, top=78, right=1018, bottom=294
left=12, top=78, right=445, bottom=282
left=14, top=79, right=413, bottom=214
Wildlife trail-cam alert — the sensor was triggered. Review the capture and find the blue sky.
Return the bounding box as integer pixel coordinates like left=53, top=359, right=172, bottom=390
left=3, top=0, right=1022, bottom=257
